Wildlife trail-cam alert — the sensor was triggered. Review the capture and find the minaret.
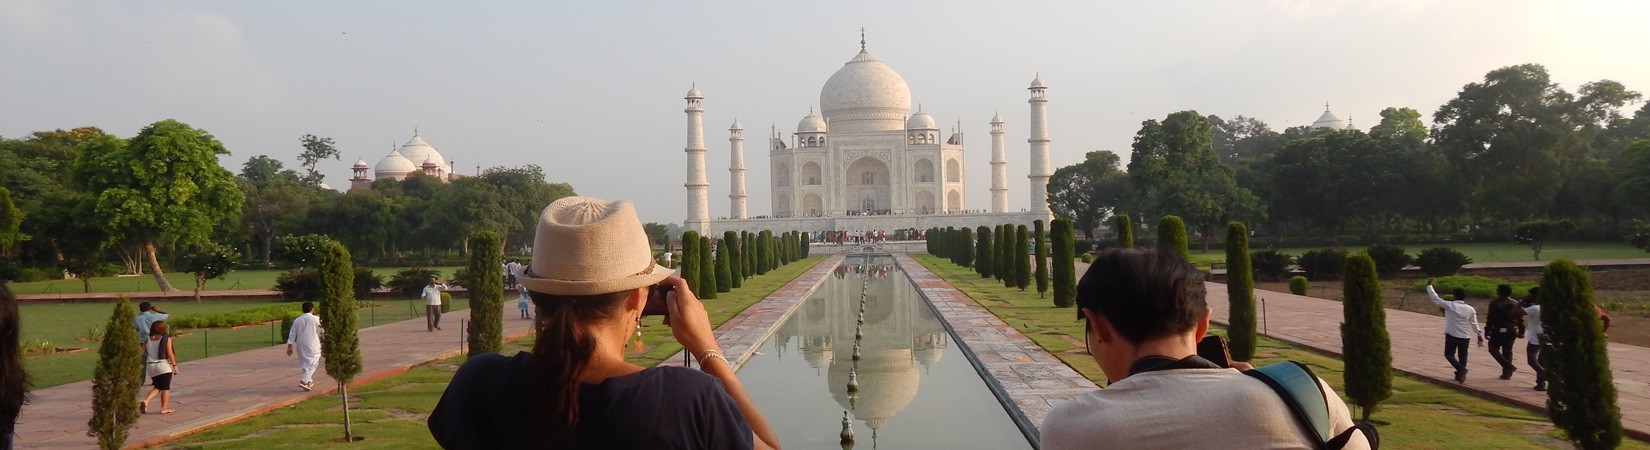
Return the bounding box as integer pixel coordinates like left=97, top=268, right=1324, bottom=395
left=989, top=112, right=1008, bottom=213
left=1027, top=75, right=1053, bottom=219
left=728, top=119, right=747, bottom=220
left=684, top=85, right=710, bottom=234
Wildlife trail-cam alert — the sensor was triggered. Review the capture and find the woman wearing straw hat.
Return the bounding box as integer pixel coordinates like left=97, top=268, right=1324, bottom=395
left=428, top=197, right=779, bottom=449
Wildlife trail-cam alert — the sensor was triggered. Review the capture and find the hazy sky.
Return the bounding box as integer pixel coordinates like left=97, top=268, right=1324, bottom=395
left=3, top=1, right=1648, bottom=224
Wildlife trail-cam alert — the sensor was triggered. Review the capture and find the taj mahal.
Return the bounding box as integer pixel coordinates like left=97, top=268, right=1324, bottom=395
left=683, top=35, right=1053, bottom=236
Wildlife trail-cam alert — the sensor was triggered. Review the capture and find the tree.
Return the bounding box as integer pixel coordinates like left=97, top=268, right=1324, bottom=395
left=1127, top=111, right=1262, bottom=250
left=1014, top=225, right=1030, bottom=291
left=1513, top=219, right=1576, bottom=261
left=467, top=231, right=504, bottom=356
left=999, top=224, right=1015, bottom=287
left=681, top=231, right=701, bottom=293
left=1225, top=222, right=1258, bottom=362
left=1538, top=259, right=1621, bottom=449
left=756, top=230, right=772, bottom=275
left=724, top=231, right=742, bottom=289
left=181, top=243, right=239, bottom=302
left=71, top=121, right=245, bottom=292
left=1340, top=253, right=1392, bottom=421
left=1047, top=151, right=1129, bottom=239
left=87, top=298, right=142, bottom=450
left=0, top=187, right=21, bottom=256
left=315, top=239, right=363, bottom=442
left=1051, top=219, right=1076, bottom=308
left=714, top=236, right=732, bottom=293
left=742, top=231, right=754, bottom=278
left=698, top=236, right=716, bottom=299
left=1115, top=214, right=1133, bottom=248
left=644, top=223, right=671, bottom=247
left=296, top=134, right=341, bottom=185
left=238, top=157, right=316, bottom=265
left=1614, top=140, right=1650, bottom=216
left=1034, top=220, right=1049, bottom=298
left=1265, top=130, right=1405, bottom=233
left=958, top=228, right=974, bottom=268
left=975, top=226, right=994, bottom=278
left=1157, top=215, right=1190, bottom=261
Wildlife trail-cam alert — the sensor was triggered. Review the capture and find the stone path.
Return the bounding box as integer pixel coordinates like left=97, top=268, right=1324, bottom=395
left=1202, top=283, right=1650, bottom=441
left=13, top=301, right=536, bottom=449
left=658, top=254, right=844, bottom=369
left=894, top=254, right=1092, bottom=447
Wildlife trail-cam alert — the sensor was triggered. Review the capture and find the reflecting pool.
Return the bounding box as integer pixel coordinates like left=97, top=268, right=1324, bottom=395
left=738, top=257, right=1033, bottom=449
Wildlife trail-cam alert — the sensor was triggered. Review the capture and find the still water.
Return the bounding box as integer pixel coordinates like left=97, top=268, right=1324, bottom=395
left=738, top=257, right=1034, bottom=449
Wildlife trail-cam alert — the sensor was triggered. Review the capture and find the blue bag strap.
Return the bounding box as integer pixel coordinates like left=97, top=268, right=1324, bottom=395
left=1246, top=361, right=1332, bottom=444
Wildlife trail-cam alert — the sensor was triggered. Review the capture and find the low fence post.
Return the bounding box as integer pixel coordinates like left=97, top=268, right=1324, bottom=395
left=1261, top=297, right=1268, bottom=336
left=460, top=318, right=467, bottom=355
left=203, top=329, right=209, bottom=358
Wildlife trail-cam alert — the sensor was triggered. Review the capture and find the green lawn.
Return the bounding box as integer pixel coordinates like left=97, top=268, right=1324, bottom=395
left=19, top=297, right=469, bottom=388
left=161, top=256, right=828, bottom=449
left=6, top=266, right=463, bottom=295
left=1184, top=241, right=1646, bottom=265
left=912, top=254, right=1648, bottom=449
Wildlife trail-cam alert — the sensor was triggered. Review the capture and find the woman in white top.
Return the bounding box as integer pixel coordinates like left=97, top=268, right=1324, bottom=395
left=140, top=321, right=178, bottom=414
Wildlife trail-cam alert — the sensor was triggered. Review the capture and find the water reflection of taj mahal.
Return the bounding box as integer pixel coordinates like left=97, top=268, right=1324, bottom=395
left=772, top=261, right=950, bottom=438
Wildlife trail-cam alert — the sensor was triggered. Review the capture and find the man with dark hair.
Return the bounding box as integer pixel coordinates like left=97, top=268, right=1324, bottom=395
left=286, top=301, right=322, bottom=391
left=1485, top=284, right=1525, bottom=379
left=1521, top=287, right=1547, bottom=391
left=1426, top=279, right=1482, bottom=383
left=1040, top=248, right=1368, bottom=449
left=135, top=302, right=169, bottom=339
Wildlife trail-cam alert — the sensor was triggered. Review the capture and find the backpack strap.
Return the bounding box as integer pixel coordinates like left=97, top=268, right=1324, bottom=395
left=1246, top=362, right=1333, bottom=444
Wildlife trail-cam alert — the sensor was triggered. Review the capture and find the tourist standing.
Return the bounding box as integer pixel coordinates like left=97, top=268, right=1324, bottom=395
left=424, top=276, right=447, bottom=332
left=505, top=259, right=522, bottom=290
left=134, top=302, right=169, bottom=339
left=286, top=301, right=322, bottom=391
left=1426, top=278, right=1483, bottom=383
left=1485, top=284, right=1525, bottom=379
left=1, top=284, right=25, bottom=450
left=1521, top=287, right=1546, bottom=391
left=516, top=288, right=531, bottom=320
left=139, top=321, right=177, bottom=414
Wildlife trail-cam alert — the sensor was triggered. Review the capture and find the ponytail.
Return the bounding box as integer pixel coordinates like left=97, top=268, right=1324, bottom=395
left=526, top=290, right=628, bottom=447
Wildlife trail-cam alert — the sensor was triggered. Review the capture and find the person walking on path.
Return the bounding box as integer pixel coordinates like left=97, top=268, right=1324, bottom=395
left=1521, top=287, right=1547, bottom=391
left=285, top=301, right=322, bottom=391
left=1485, top=284, right=1526, bottom=380
left=424, top=276, right=447, bottom=332
left=1426, top=278, right=1483, bottom=383
left=134, top=302, right=168, bottom=339
left=139, top=321, right=177, bottom=415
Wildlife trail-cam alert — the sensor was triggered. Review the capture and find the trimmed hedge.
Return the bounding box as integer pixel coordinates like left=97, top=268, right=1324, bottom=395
left=1416, top=247, right=1472, bottom=277
left=1365, top=244, right=1413, bottom=279
left=1251, top=249, right=1293, bottom=282
left=1296, top=248, right=1349, bottom=281
left=1289, top=276, right=1309, bottom=295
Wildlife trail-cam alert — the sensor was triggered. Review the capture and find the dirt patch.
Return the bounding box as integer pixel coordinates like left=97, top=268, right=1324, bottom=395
left=1254, top=268, right=1650, bottom=348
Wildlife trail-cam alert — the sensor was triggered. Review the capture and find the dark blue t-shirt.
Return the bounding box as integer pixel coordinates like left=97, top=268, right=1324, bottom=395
left=428, top=352, right=753, bottom=450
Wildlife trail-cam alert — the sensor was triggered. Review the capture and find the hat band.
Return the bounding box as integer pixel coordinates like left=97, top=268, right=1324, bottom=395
left=525, top=260, right=657, bottom=283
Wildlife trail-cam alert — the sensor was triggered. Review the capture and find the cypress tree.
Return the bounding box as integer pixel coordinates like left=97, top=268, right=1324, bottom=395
left=1000, top=224, right=1014, bottom=287
left=1341, top=252, right=1392, bottom=422
left=800, top=231, right=810, bottom=258
left=1034, top=220, right=1050, bottom=298
left=1225, top=222, right=1258, bottom=362
left=1539, top=259, right=1622, bottom=449
left=315, top=239, right=362, bottom=442
left=742, top=231, right=754, bottom=279
left=88, top=298, right=142, bottom=450
left=681, top=231, right=701, bottom=293
left=959, top=227, right=975, bottom=268
left=757, top=231, right=772, bottom=275
left=1014, top=225, right=1030, bottom=291
left=1117, top=214, right=1134, bottom=248
left=698, top=236, right=717, bottom=299
left=1157, top=215, right=1190, bottom=261
left=725, top=231, right=743, bottom=289
left=1052, top=218, right=1077, bottom=308
left=976, top=225, right=994, bottom=278
left=925, top=227, right=935, bottom=255
left=467, top=231, right=504, bottom=356
left=714, top=236, right=732, bottom=293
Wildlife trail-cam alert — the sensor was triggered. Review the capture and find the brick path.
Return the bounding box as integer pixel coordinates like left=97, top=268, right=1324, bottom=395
left=658, top=254, right=844, bottom=369
left=895, top=254, right=1092, bottom=447
left=12, top=301, right=536, bottom=449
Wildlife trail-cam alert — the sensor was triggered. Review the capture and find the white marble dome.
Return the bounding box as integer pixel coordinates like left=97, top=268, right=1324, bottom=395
left=797, top=111, right=827, bottom=133
left=819, top=49, right=912, bottom=134
left=906, top=109, right=937, bottom=130
left=374, top=150, right=417, bottom=179
left=352, top=158, right=368, bottom=168
left=1312, top=108, right=1347, bottom=130
left=397, top=135, right=447, bottom=176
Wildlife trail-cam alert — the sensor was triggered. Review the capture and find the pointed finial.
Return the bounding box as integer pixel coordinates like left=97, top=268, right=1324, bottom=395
left=413, top=126, right=418, bottom=137
left=860, top=28, right=866, bottom=51
left=1325, top=101, right=1330, bottom=111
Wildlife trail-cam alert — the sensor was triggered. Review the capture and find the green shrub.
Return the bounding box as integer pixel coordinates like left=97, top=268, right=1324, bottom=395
left=1157, top=215, right=1190, bottom=261
left=467, top=231, right=504, bottom=356
left=681, top=231, right=701, bottom=292
left=1079, top=252, right=1094, bottom=263
left=1365, top=244, right=1413, bottom=279
left=1289, top=276, right=1309, bottom=295
left=1341, top=253, right=1392, bottom=421
left=1296, top=248, right=1348, bottom=281
left=387, top=268, right=443, bottom=296
left=1115, top=215, right=1134, bottom=248
left=976, top=226, right=994, bottom=278
left=714, top=237, right=732, bottom=293
left=352, top=268, right=383, bottom=299
left=440, top=292, right=452, bottom=313
left=88, top=299, right=141, bottom=449
left=1051, top=219, right=1076, bottom=308
left=1014, top=225, right=1030, bottom=291
left=698, top=236, right=716, bottom=299
left=314, top=239, right=362, bottom=441
left=1412, top=275, right=1537, bottom=299
left=280, top=268, right=385, bottom=301
left=1226, top=222, right=1257, bottom=362
left=170, top=305, right=299, bottom=329
left=1538, top=259, right=1621, bottom=449
left=450, top=267, right=473, bottom=288
left=1034, top=220, right=1049, bottom=298
left=725, top=231, right=743, bottom=289
left=1415, top=247, right=1472, bottom=277
left=1250, top=249, right=1293, bottom=282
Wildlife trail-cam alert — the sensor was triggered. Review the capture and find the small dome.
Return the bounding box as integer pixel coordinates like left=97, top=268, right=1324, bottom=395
left=797, top=111, right=828, bottom=134
left=1029, top=75, right=1047, bottom=89
left=730, top=119, right=743, bottom=131
left=686, top=85, right=703, bottom=99
left=906, top=110, right=937, bottom=130
left=422, top=155, right=441, bottom=166
left=990, top=112, right=1004, bottom=124
left=1312, top=108, right=1346, bottom=130
left=819, top=49, right=912, bottom=133
left=352, top=158, right=368, bottom=168
left=374, top=150, right=417, bottom=178
left=397, top=135, right=447, bottom=176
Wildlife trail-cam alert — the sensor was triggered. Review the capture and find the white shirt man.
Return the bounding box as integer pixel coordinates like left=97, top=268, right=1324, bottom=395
left=1426, top=280, right=1483, bottom=383
left=423, top=277, right=447, bottom=332
left=286, top=302, right=322, bottom=391
left=1523, top=292, right=1546, bottom=391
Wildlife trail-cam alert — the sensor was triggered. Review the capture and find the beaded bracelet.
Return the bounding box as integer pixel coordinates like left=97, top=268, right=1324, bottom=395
left=697, top=350, right=728, bottom=367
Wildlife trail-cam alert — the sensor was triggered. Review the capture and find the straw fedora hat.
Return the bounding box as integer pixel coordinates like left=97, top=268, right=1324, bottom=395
left=518, top=197, right=672, bottom=296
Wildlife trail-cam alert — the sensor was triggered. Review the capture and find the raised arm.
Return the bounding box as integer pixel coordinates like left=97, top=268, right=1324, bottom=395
left=663, top=276, right=781, bottom=450
left=1424, top=279, right=1448, bottom=308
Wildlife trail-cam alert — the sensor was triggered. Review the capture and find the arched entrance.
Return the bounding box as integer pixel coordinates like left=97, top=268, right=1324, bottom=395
left=846, top=157, right=892, bottom=214
left=915, top=191, right=936, bottom=214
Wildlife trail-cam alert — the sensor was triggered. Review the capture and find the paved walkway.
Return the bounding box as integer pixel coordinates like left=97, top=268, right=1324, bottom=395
left=13, top=301, right=536, bottom=449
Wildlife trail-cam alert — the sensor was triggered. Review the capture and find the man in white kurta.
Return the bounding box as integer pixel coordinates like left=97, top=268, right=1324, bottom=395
left=286, top=301, right=323, bottom=391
